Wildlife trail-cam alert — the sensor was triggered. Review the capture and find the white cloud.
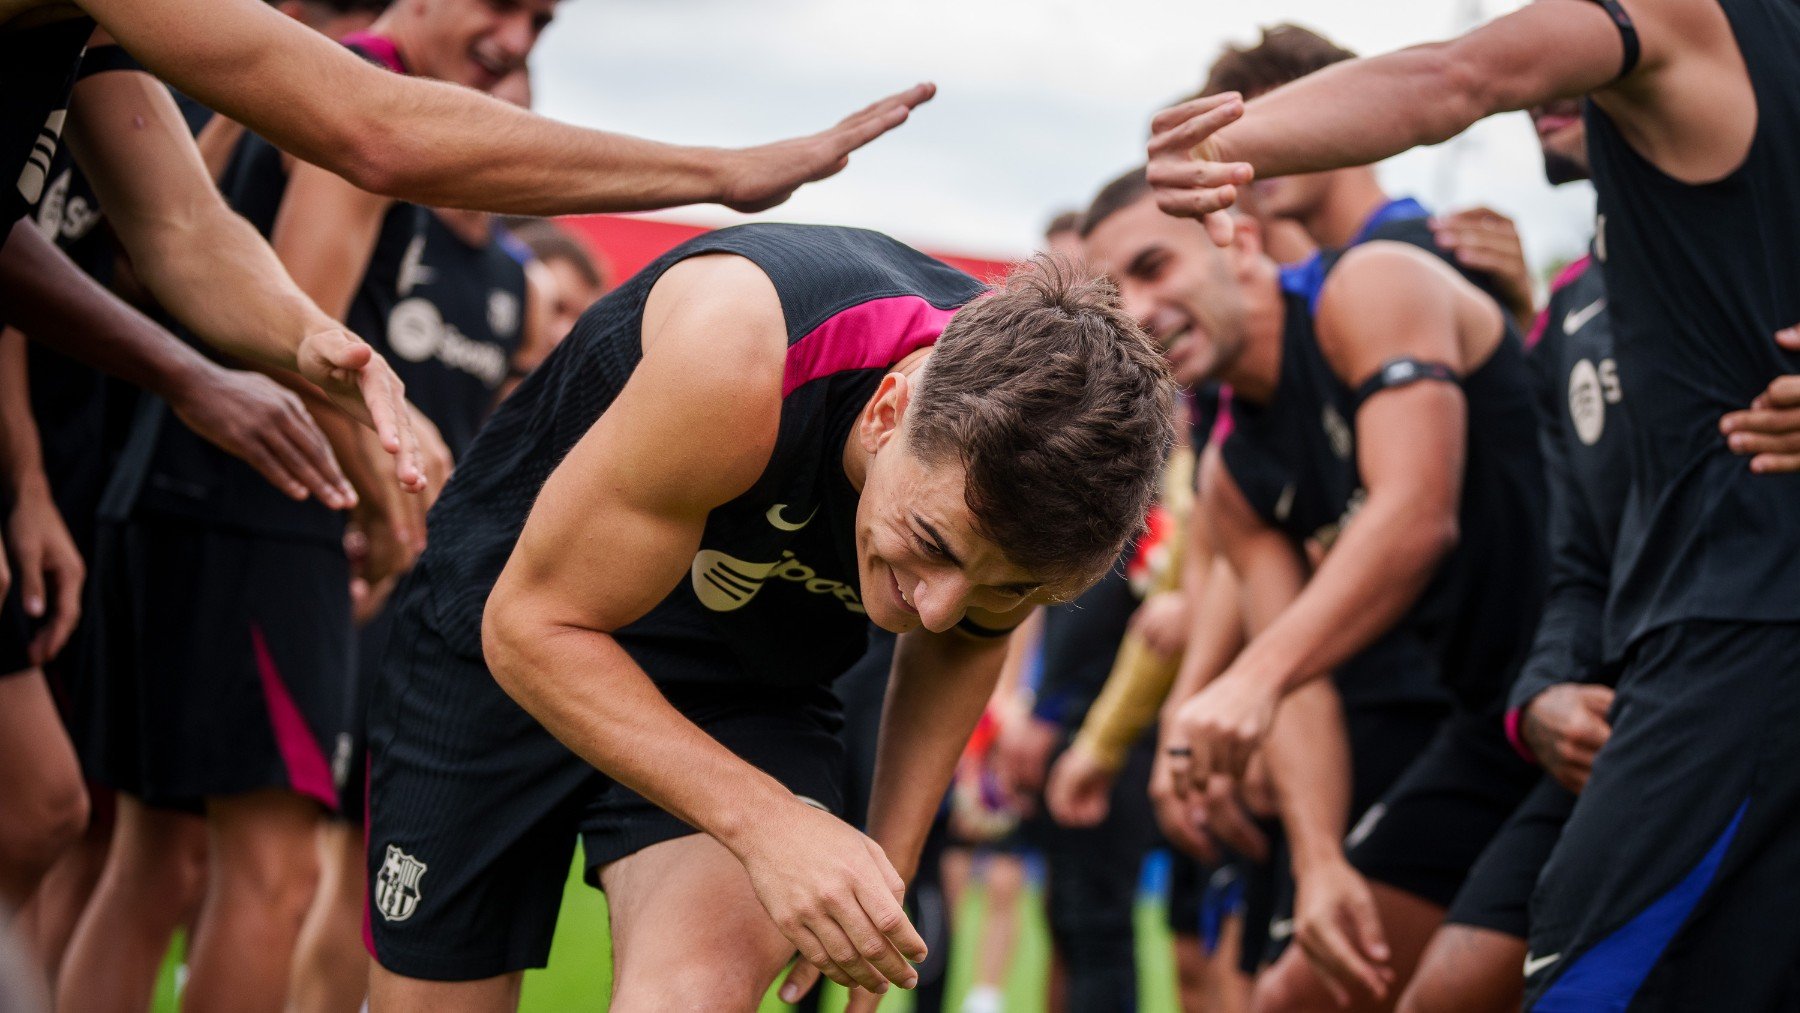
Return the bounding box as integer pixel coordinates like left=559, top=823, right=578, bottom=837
left=534, top=0, right=1592, bottom=270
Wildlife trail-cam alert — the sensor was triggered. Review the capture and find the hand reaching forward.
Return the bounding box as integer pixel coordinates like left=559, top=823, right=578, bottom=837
left=168, top=363, right=356, bottom=509
left=296, top=326, right=424, bottom=493
left=718, top=84, right=936, bottom=214
left=1145, top=92, right=1255, bottom=247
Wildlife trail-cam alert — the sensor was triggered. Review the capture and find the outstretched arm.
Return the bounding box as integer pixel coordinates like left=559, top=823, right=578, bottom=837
left=82, top=0, right=931, bottom=216
left=1146, top=0, right=1679, bottom=237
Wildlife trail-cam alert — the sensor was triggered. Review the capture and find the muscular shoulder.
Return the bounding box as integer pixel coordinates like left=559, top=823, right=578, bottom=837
left=1315, top=241, right=1473, bottom=383
left=641, top=252, right=788, bottom=396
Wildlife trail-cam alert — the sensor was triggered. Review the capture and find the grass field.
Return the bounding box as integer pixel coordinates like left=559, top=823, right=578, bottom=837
left=153, top=849, right=1184, bottom=1012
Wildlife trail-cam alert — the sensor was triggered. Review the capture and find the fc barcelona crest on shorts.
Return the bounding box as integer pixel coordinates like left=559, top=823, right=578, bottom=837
left=375, top=844, right=428, bottom=922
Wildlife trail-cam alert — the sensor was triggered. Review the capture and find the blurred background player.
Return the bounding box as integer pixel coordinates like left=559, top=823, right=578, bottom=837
left=1146, top=1, right=1800, bottom=1005
left=1396, top=98, right=1623, bottom=1013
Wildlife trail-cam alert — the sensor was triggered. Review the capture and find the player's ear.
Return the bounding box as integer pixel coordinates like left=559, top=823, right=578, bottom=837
left=1229, top=212, right=1264, bottom=265
left=858, top=371, right=914, bottom=453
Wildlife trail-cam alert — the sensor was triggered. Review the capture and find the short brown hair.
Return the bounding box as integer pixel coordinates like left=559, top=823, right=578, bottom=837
left=506, top=219, right=612, bottom=293
left=1044, top=210, right=1083, bottom=242
left=1202, top=24, right=1356, bottom=100
left=1078, top=167, right=1151, bottom=240
left=910, top=256, right=1175, bottom=585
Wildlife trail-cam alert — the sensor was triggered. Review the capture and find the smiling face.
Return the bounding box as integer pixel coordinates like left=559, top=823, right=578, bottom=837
left=850, top=374, right=1073, bottom=634
left=1082, top=192, right=1250, bottom=389
left=403, top=0, right=556, bottom=91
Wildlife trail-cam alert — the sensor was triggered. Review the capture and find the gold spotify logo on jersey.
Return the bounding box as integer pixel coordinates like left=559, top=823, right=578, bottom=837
left=691, top=549, right=865, bottom=616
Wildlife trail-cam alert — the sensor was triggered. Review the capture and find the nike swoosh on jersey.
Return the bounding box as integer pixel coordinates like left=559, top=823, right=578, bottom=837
left=1563, top=298, right=1607, bottom=335
left=1523, top=952, right=1561, bottom=977
left=1274, top=483, right=1297, bottom=523
left=765, top=503, right=816, bottom=532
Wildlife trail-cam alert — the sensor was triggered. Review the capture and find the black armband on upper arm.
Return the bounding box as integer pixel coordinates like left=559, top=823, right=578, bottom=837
left=1583, top=0, right=1642, bottom=81
left=955, top=616, right=1015, bottom=639
left=76, top=45, right=142, bottom=81
left=1352, top=357, right=1460, bottom=410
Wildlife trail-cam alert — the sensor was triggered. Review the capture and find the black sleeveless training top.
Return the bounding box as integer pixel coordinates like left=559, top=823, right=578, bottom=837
left=353, top=211, right=527, bottom=459
left=1585, top=0, right=1800, bottom=645
left=1222, top=260, right=1545, bottom=713
left=1, top=15, right=90, bottom=229
left=405, top=223, right=986, bottom=689
left=1509, top=251, right=1629, bottom=713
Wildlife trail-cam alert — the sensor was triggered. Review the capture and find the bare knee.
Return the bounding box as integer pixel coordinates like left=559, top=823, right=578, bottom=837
left=0, top=770, right=89, bottom=873
left=610, top=931, right=786, bottom=1013
left=212, top=812, right=322, bottom=926
left=1254, top=961, right=1309, bottom=1013
left=610, top=964, right=770, bottom=1013
left=1396, top=925, right=1525, bottom=1013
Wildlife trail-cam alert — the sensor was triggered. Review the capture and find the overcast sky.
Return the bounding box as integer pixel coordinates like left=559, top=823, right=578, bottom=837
left=532, top=0, right=1595, bottom=273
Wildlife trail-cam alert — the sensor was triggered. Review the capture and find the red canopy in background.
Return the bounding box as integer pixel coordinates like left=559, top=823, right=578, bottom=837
left=557, top=214, right=1018, bottom=288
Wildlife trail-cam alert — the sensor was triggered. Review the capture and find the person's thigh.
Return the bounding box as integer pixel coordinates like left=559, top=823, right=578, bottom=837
left=600, top=834, right=799, bottom=1013
left=1347, top=709, right=1539, bottom=911
left=1526, top=621, right=1800, bottom=1010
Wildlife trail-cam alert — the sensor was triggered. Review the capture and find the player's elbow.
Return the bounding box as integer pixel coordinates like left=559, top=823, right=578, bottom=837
left=333, top=120, right=412, bottom=201
left=1410, top=505, right=1461, bottom=567
left=481, top=581, right=537, bottom=700
left=1411, top=42, right=1499, bottom=143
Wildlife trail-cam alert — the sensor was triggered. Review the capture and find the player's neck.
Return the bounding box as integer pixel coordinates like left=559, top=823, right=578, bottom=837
left=1305, top=170, right=1389, bottom=250
left=1220, top=272, right=1284, bottom=405
left=436, top=208, right=492, bottom=247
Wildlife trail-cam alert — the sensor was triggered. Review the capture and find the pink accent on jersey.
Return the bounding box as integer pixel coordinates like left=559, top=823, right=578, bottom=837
left=1209, top=387, right=1235, bottom=445
left=1504, top=707, right=1539, bottom=765
left=782, top=295, right=958, bottom=397
left=339, top=32, right=407, bottom=74
left=1528, top=254, right=1595, bottom=350
left=251, top=625, right=339, bottom=810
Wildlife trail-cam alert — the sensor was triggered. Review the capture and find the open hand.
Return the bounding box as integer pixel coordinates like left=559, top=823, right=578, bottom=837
left=169, top=363, right=355, bottom=509
left=1293, top=857, right=1394, bottom=1007
left=1432, top=207, right=1534, bottom=330
left=5, top=481, right=83, bottom=664
left=296, top=326, right=424, bottom=493
left=1145, top=92, right=1254, bottom=246
left=719, top=84, right=936, bottom=214
left=739, top=803, right=925, bottom=997
left=1721, top=326, right=1800, bottom=472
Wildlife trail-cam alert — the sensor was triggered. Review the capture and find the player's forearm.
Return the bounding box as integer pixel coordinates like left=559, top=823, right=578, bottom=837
left=486, top=617, right=793, bottom=848
left=1267, top=680, right=1355, bottom=877
left=1508, top=578, right=1606, bottom=716
left=0, top=219, right=215, bottom=401
left=352, top=88, right=728, bottom=215
left=1232, top=495, right=1454, bottom=696
left=83, top=0, right=729, bottom=215
left=866, top=632, right=1010, bottom=880
left=125, top=201, right=336, bottom=375
left=1161, top=559, right=1245, bottom=719
left=1213, top=42, right=1487, bottom=179
left=0, top=329, right=47, bottom=493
